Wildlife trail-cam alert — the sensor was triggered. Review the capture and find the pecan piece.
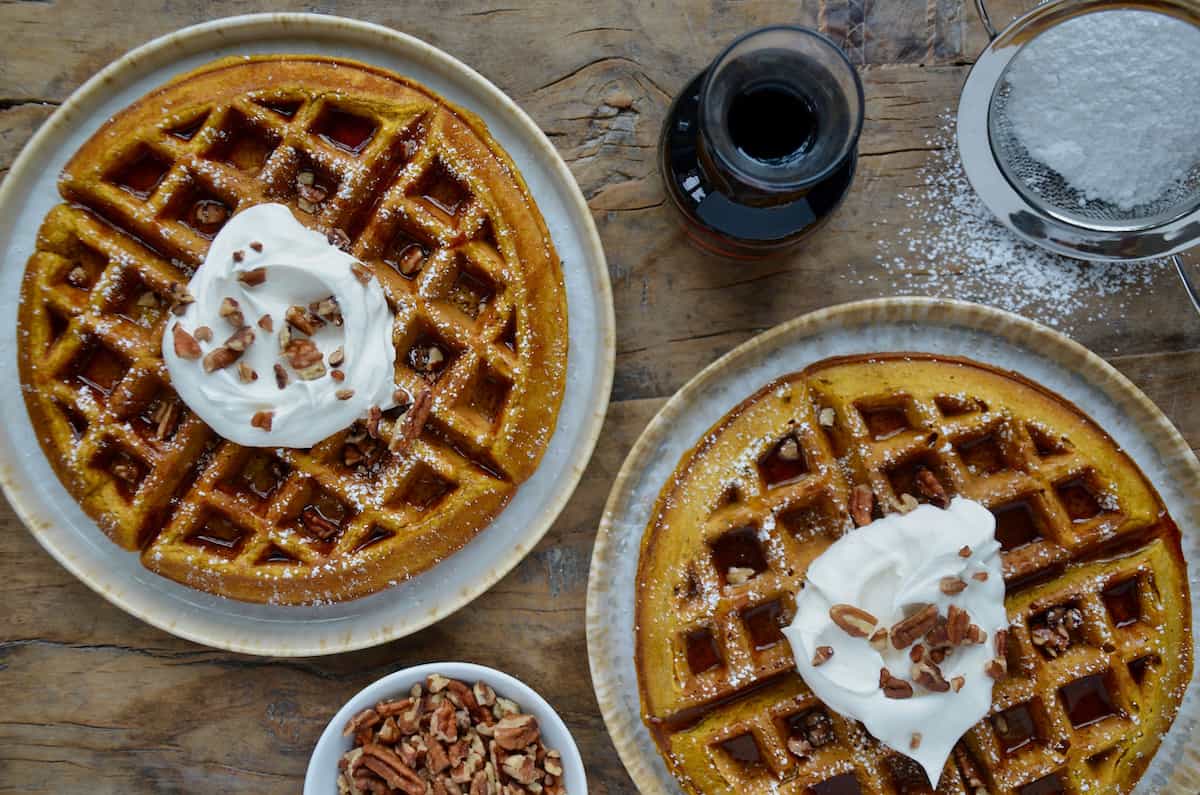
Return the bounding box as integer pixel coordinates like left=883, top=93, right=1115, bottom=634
left=390, top=387, right=432, bottom=454
left=285, top=305, right=325, bottom=336
left=274, top=363, right=289, bottom=390
left=361, top=744, right=424, bottom=795
left=880, top=668, right=914, bottom=699
left=829, top=604, right=878, bottom=638
left=194, top=325, right=213, bottom=343
left=915, top=466, right=949, bottom=508
left=850, top=484, right=874, bottom=527
left=301, top=506, right=339, bottom=541
left=327, top=228, right=352, bottom=251
left=940, top=576, right=967, bottom=595
left=344, top=707, right=381, bottom=736
left=168, top=282, right=195, bottom=315
left=911, top=659, right=951, bottom=692
left=494, top=715, right=539, bottom=751
left=237, top=267, right=267, bottom=287
left=310, top=295, right=343, bottom=326
left=890, top=603, right=938, bottom=649
left=351, top=261, right=374, bottom=284
left=947, top=604, right=971, bottom=645
left=501, top=753, right=539, bottom=786
left=284, top=338, right=325, bottom=379
left=250, top=410, right=274, bottom=431
left=397, top=246, right=425, bottom=276
left=219, top=296, right=244, bottom=327
left=257, top=314, right=273, bottom=332
left=152, top=398, right=181, bottom=440
left=336, top=389, right=355, bottom=401
left=811, top=645, right=834, bottom=666
left=172, top=324, right=202, bottom=359
left=237, top=362, right=257, bottom=383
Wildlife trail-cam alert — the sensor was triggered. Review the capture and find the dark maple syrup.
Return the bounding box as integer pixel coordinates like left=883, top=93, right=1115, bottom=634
left=720, top=733, right=763, bottom=766
left=315, top=107, right=378, bottom=154
left=741, top=599, right=786, bottom=649
left=189, top=513, right=247, bottom=557
left=1059, top=673, right=1118, bottom=728
left=759, top=435, right=810, bottom=487
left=809, top=772, right=864, bottom=795
left=991, top=500, right=1043, bottom=551
left=1102, top=579, right=1141, bottom=627
left=402, top=466, right=454, bottom=511
left=860, top=404, right=911, bottom=440
left=1128, top=654, right=1157, bottom=684
left=1056, top=477, right=1103, bottom=521
left=260, top=545, right=297, bottom=564
left=72, top=344, right=127, bottom=398
left=684, top=627, right=722, bottom=674
left=710, top=526, right=768, bottom=580
left=354, top=525, right=395, bottom=552
left=1018, top=773, right=1066, bottom=795
left=993, top=703, right=1038, bottom=754
left=660, top=26, right=863, bottom=259
left=957, top=433, right=1007, bottom=475
left=111, top=148, right=170, bottom=198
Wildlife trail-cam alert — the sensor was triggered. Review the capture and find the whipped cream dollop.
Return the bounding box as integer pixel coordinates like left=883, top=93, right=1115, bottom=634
left=782, top=497, right=1006, bottom=786
left=163, top=203, right=398, bottom=448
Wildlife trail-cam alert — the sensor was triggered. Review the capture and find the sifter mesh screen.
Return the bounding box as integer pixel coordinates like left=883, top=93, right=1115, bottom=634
left=988, top=23, right=1200, bottom=232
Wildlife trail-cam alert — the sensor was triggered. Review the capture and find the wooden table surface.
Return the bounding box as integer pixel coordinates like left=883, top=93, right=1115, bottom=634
left=1, top=2, right=1196, bottom=793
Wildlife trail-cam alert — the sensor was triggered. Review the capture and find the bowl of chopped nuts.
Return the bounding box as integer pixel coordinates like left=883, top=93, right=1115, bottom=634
left=305, top=662, right=586, bottom=795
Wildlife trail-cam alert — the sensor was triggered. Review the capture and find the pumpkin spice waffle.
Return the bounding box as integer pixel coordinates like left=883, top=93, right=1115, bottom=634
left=635, top=354, right=1190, bottom=794
left=17, top=55, right=566, bottom=604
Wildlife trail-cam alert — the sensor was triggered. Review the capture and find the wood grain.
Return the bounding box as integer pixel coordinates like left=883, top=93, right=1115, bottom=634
left=0, top=2, right=1196, bottom=793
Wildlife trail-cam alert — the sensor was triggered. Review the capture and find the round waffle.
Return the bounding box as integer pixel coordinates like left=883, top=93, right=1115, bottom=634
left=635, top=353, right=1190, bottom=794
left=17, top=55, right=567, bottom=604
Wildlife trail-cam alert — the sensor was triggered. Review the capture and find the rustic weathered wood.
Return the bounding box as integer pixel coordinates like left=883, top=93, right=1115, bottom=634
left=0, top=2, right=1196, bottom=793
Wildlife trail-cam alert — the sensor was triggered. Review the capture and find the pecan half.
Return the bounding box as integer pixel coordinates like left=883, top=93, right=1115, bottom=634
left=172, top=324, right=202, bottom=359
left=850, top=484, right=874, bottom=527
left=880, top=668, right=914, bottom=699
left=915, top=466, right=949, bottom=507
left=829, top=604, right=878, bottom=638
left=390, top=387, right=432, bottom=455
left=890, top=604, right=938, bottom=650
left=946, top=604, right=971, bottom=645
left=237, top=267, right=267, bottom=287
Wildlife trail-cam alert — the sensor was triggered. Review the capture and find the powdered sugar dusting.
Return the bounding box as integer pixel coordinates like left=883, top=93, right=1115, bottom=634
left=875, top=114, right=1166, bottom=331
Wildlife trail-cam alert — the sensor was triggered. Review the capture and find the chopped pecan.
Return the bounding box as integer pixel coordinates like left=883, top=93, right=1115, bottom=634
left=301, top=506, right=339, bottom=541
left=152, top=398, right=181, bottom=440
left=310, top=295, right=343, bottom=326
left=168, top=282, right=195, bottom=315
left=249, top=241, right=263, bottom=252
left=940, top=576, right=967, bottom=595
left=966, top=624, right=987, bottom=645
left=972, top=571, right=989, bottom=582
left=284, top=338, right=325, bottom=379
left=812, top=645, right=834, bottom=666
left=890, top=603, right=938, bottom=650
left=258, top=314, right=273, bottom=332
left=910, top=732, right=922, bottom=750
left=494, top=715, right=539, bottom=751
left=911, top=659, right=950, bottom=692
left=818, top=407, right=836, bottom=427
left=285, top=305, right=324, bottom=336
left=237, top=362, right=257, bottom=383
left=351, top=261, right=374, bottom=284
left=172, top=324, right=202, bottom=359
left=777, top=436, right=801, bottom=461
left=344, top=707, right=381, bottom=736
left=390, top=387, right=433, bottom=454
left=959, top=545, right=972, bottom=558
left=219, top=296, right=245, bottom=327
left=829, top=604, right=877, bottom=638
left=329, top=346, right=345, bottom=367
left=327, top=228, right=352, bottom=251
left=947, top=604, right=970, bottom=645
left=868, top=628, right=889, bottom=653
left=237, top=267, right=267, bottom=287
left=274, top=363, right=289, bottom=390
left=194, top=325, right=213, bottom=343
left=951, top=675, right=965, bottom=692
left=361, top=745, right=424, bottom=795
left=915, top=466, right=949, bottom=507
left=331, top=369, right=346, bottom=382
left=336, top=389, right=355, bottom=401
left=880, top=668, right=914, bottom=699
left=909, top=643, right=925, bottom=663
left=250, top=410, right=274, bottom=431
left=501, top=754, right=539, bottom=786
left=66, top=266, right=89, bottom=287
left=192, top=200, right=227, bottom=228
left=431, top=699, right=458, bottom=744
left=985, top=658, right=1007, bottom=680
left=850, top=484, right=874, bottom=527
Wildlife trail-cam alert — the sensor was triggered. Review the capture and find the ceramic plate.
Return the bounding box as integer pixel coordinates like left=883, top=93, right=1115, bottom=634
left=587, top=298, right=1199, bottom=794
left=0, top=13, right=614, bottom=656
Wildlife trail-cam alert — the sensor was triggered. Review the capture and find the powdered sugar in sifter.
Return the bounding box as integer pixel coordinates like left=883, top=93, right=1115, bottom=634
left=958, top=0, right=1200, bottom=311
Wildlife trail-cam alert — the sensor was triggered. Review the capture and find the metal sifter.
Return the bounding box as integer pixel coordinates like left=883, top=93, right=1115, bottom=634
left=958, top=0, right=1200, bottom=311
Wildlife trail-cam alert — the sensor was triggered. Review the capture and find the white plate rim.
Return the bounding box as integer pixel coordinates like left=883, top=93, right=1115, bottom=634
left=0, top=12, right=614, bottom=656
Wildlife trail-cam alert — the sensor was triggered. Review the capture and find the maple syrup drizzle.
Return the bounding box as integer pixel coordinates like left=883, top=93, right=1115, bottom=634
left=315, top=107, right=378, bottom=154
left=260, top=545, right=296, bottom=564
left=860, top=405, right=910, bottom=440
left=684, top=627, right=722, bottom=674
left=957, top=433, right=1007, bottom=475
left=710, top=526, right=768, bottom=580
left=993, top=703, right=1038, bottom=754
left=719, top=733, right=763, bottom=766
left=403, top=467, right=454, bottom=510
left=809, top=772, right=864, bottom=795
left=1059, top=673, right=1118, bottom=728
left=1128, top=655, right=1157, bottom=684
left=189, top=514, right=247, bottom=557
left=1102, top=579, right=1141, bottom=627
left=72, top=345, right=127, bottom=398
left=112, top=149, right=170, bottom=198
left=449, top=268, right=496, bottom=319
left=1056, top=477, right=1103, bottom=522
left=353, top=525, right=394, bottom=552
left=741, top=600, right=787, bottom=650
left=758, top=435, right=809, bottom=487
left=991, top=500, right=1043, bottom=551
left=1017, top=772, right=1066, bottom=795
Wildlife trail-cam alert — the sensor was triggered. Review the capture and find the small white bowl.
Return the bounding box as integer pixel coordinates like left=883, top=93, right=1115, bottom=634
left=305, top=662, right=587, bottom=794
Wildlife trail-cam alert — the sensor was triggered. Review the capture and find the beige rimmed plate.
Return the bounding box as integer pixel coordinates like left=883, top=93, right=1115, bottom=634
left=0, top=14, right=614, bottom=656
left=586, top=298, right=1199, bottom=794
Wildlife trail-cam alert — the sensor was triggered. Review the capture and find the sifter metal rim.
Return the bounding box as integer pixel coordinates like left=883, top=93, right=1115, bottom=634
left=958, top=0, right=1200, bottom=262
